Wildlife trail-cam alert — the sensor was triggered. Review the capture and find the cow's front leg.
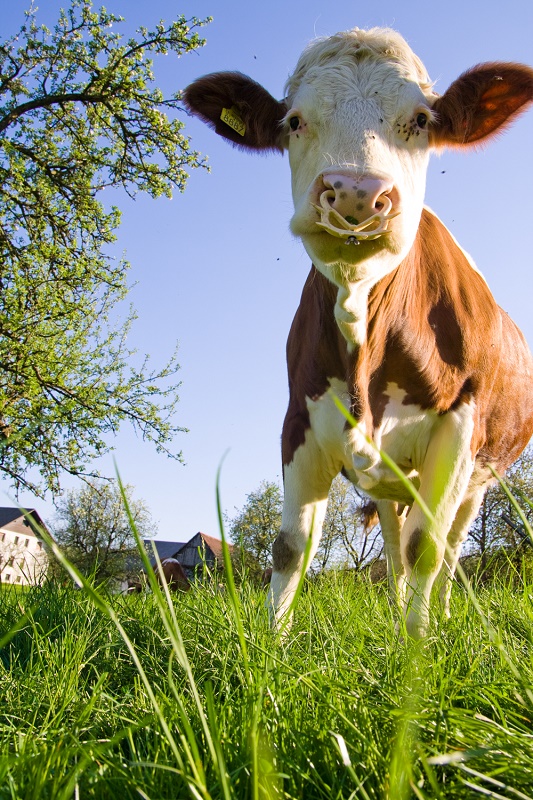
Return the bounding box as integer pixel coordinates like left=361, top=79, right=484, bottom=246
left=269, top=440, right=336, bottom=629
left=377, top=500, right=409, bottom=607
left=401, top=403, right=476, bottom=638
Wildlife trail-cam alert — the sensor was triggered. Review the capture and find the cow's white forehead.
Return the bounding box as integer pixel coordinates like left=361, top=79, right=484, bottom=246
left=285, top=26, right=434, bottom=103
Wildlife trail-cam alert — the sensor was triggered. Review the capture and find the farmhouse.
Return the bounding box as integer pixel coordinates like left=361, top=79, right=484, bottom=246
left=0, top=508, right=49, bottom=586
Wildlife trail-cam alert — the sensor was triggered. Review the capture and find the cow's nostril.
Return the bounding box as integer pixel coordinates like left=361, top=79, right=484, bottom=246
left=374, top=193, right=391, bottom=212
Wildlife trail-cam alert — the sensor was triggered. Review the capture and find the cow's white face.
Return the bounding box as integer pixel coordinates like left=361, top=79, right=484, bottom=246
left=184, top=28, right=533, bottom=293
left=283, top=33, right=436, bottom=285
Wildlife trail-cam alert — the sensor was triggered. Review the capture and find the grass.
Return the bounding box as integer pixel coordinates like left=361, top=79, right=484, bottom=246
left=1, top=565, right=533, bottom=799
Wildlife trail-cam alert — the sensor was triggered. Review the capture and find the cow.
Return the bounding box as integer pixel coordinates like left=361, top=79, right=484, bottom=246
left=184, top=27, right=533, bottom=638
left=127, top=557, right=190, bottom=593
left=157, top=558, right=190, bottom=592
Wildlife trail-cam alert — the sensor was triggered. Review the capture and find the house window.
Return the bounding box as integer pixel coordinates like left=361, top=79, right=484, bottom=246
left=7, top=557, right=14, bottom=567
left=19, top=559, right=25, bottom=569
left=15, top=575, right=21, bottom=583
left=4, top=573, right=10, bottom=582
left=0, top=532, right=4, bottom=542
left=37, top=542, right=42, bottom=550
left=24, top=538, right=29, bottom=548
left=14, top=536, right=19, bottom=545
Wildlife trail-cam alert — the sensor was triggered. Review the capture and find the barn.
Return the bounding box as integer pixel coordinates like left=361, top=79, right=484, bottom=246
left=175, top=532, right=234, bottom=579
left=144, top=532, right=234, bottom=581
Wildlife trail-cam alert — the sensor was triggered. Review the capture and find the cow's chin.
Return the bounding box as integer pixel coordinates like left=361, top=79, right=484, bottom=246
left=299, top=229, right=402, bottom=283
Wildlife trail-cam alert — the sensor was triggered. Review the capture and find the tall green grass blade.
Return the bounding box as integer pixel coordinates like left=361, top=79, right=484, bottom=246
left=204, top=681, right=232, bottom=800
left=330, top=732, right=373, bottom=800
left=215, top=453, right=250, bottom=678
left=115, top=470, right=232, bottom=796
left=0, top=605, right=35, bottom=650
left=458, top=765, right=533, bottom=800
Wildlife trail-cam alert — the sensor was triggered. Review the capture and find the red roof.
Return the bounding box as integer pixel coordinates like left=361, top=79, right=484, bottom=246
left=196, top=532, right=234, bottom=559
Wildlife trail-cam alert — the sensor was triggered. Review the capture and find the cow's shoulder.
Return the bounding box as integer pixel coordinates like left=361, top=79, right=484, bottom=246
left=286, top=266, right=349, bottom=389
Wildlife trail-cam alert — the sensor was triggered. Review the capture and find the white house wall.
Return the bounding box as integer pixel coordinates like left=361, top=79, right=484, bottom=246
left=0, top=527, right=48, bottom=585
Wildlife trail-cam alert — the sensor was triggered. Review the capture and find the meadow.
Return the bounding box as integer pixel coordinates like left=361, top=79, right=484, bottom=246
left=1, top=558, right=533, bottom=799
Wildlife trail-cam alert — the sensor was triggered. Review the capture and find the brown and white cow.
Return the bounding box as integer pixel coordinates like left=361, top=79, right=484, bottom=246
left=158, top=558, right=190, bottom=592
left=184, top=27, right=533, bottom=637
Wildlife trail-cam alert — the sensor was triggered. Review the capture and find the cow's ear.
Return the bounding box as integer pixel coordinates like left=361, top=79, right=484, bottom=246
left=183, top=71, right=287, bottom=153
left=429, top=62, right=533, bottom=148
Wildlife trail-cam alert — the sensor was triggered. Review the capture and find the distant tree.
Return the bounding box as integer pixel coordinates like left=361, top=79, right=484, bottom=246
left=314, top=475, right=383, bottom=572
left=228, top=448, right=533, bottom=584
left=52, top=480, right=152, bottom=584
left=0, top=1, right=210, bottom=496
left=227, top=475, right=383, bottom=581
left=226, top=481, right=282, bottom=577
left=469, top=446, right=533, bottom=569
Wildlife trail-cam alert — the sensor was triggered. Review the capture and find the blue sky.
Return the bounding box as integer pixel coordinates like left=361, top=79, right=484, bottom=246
left=2, top=0, right=533, bottom=541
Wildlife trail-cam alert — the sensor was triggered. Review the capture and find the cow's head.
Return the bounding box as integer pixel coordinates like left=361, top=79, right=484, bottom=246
left=184, top=27, right=533, bottom=287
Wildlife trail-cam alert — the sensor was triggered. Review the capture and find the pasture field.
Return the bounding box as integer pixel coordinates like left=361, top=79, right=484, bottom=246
left=1, top=563, right=533, bottom=800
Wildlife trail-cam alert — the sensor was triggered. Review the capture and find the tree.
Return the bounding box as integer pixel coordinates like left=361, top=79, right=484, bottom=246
left=0, top=1, right=210, bottom=495
left=314, top=475, right=383, bottom=572
left=226, top=481, right=282, bottom=577
left=52, top=479, right=152, bottom=584
left=227, top=475, right=383, bottom=579
left=469, top=446, right=533, bottom=569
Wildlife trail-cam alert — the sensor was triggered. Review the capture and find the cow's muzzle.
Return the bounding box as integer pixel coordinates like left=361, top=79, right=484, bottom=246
left=312, top=171, right=400, bottom=245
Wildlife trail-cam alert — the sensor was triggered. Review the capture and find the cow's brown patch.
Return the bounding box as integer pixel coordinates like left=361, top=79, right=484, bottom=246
left=272, top=531, right=300, bottom=572
left=405, top=527, right=423, bottom=569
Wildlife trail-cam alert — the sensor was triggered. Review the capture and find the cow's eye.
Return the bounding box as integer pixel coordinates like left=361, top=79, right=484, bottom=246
left=289, top=116, right=300, bottom=131
left=416, top=112, right=429, bottom=129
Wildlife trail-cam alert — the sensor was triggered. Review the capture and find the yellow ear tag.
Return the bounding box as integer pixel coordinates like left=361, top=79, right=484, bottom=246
left=220, top=106, right=246, bottom=137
